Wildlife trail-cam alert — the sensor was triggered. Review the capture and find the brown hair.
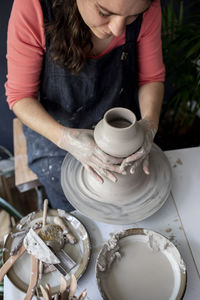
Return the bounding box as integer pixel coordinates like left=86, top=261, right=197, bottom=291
left=45, top=0, right=92, bottom=73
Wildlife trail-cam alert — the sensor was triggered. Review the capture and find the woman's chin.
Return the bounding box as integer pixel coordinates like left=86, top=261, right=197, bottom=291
left=91, top=28, right=112, bottom=40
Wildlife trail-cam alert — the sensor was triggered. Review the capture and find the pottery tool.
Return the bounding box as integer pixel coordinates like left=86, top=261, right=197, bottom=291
left=54, top=294, right=59, bottom=300
left=0, top=230, right=40, bottom=300
left=39, top=199, right=48, bottom=280
left=46, top=283, right=52, bottom=298
left=60, top=274, right=87, bottom=300
left=60, top=275, right=68, bottom=300
left=68, top=274, right=77, bottom=299
left=0, top=243, right=26, bottom=282
left=40, top=274, right=87, bottom=300
left=54, top=248, right=76, bottom=275
left=79, top=290, right=87, bottom=300
left=54, top=216, right=76, bottom=244
left=42, top=199, right=48, bottom=226
left=40, top=284, right=51, bottom=300
left=0, top=228, right=41, bottom=283
left=24, top=255, right=39, bottom=300
left=24, top=227, right=76, bottom=275
left=24, top=228, right=60, bottom=264
left=24, top=199, right=76, bottom=275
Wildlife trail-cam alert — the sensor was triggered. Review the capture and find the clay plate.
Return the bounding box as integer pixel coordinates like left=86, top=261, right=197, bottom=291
left=3, top=209, right=91, bottom=295
left=96, top=228, right=187, bottom=300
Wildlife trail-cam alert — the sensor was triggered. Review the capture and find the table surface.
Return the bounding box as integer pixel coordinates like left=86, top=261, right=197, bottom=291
left=4, top=146, right=200, bottom=300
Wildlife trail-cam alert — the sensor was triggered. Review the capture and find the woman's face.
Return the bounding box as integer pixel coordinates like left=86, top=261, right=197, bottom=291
left=76, top=0, right=151, bottom=39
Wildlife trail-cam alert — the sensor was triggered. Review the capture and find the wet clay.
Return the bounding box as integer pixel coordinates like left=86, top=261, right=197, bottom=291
left=100, top=236, right=176, bottom=300
left=61, top=144, right=172, bottom=224
left=108, top=119, right=132, bottom=128
left=61, top=107, right=172, bottom=224
left=94, top=107, right=144, bottom=157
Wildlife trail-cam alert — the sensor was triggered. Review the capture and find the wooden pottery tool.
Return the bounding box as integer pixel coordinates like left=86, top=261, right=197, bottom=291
left=42, top=199, right=48, bottom=227
left=40, top=284, right=51, bottom=300
left=54, top=293, right=59, bottom=300
left=60, top=274, right=87, bottom=300
left=40, top=274, right=87, bottom=300
left=54, top=216, right=76, bottom=245
left=24, top=255, right=39, bottom=300
left=46, top=283, right=52, bottom=298
left=0, top=244, right=26, bottom=282
left=68, top=274, right=77, bottom=299
left=39, top=199, right=48, bottom=280
left=60, top=275, right=68, bottom=300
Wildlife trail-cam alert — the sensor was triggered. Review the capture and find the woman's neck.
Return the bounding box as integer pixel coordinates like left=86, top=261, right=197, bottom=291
left=87, top=33, right=114, bottom=56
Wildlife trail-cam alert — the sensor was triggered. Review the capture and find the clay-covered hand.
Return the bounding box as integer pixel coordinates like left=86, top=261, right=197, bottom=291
left=120, top=118, right=157, bottom=175
left=57, top=127, right=124, bottom=183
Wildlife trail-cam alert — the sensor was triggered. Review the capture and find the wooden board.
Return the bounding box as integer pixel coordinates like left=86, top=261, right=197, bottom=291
left=13, top=119, right=40, bottom=192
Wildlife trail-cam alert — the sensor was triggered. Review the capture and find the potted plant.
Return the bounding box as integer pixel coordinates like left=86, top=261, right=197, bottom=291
left=157, top=0, right=200, bottom=149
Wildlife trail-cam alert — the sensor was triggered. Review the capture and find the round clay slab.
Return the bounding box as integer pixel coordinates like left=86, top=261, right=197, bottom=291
left=61, top=144, right=172, bottom=224
left=3, top=210, right=91, bottom=295
left=96, top=228, right=187, bottom=300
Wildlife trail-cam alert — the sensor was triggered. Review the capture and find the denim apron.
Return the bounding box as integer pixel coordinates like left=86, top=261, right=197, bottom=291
left=23, top=0, right=142, bottom=210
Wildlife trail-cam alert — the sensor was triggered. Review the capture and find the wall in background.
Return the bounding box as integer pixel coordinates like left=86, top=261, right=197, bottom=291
left=0, top=0, right=15, bottom=154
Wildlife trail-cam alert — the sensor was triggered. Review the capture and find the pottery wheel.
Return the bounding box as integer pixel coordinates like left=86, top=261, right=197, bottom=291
left=61, top=144, right=171, bottom=224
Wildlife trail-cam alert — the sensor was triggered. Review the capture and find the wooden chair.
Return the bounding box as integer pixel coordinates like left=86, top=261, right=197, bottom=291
left=13, top=118, right=44, bottom=209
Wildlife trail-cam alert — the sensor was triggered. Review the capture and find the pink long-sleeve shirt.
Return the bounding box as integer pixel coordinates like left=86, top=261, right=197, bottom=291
left=5, top=0, right=165, bottom=109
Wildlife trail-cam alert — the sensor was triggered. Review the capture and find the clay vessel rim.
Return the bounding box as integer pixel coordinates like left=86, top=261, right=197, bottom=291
left=104, top=120, right=135, bottom=131
left=104, top=107, right=136, bottom=131
left=96, top=228, right=187, bottom=300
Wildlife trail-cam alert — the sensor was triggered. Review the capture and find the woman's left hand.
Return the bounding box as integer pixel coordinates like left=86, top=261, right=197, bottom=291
left=120, top=118, right=157, bottom=175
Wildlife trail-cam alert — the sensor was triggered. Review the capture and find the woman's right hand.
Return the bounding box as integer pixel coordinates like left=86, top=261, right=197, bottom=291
left=57, top=127, right=124, bottom=183
left=12, top=99, right=123, bottom=183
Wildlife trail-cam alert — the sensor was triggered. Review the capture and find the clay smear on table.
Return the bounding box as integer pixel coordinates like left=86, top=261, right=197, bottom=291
left=96, top=229, right=186, bottom=300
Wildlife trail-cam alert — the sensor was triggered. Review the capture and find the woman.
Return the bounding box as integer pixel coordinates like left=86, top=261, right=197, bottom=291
left=5, top=0, right=165, bottom=210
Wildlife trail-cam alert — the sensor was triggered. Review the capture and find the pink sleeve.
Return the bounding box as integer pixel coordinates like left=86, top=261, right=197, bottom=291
left=5, top=0, right=45, bottom=109
left=137, top=0, right=165, bottom=86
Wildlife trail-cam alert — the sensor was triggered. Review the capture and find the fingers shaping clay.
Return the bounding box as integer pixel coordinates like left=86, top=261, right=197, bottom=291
left=61, top=107, right=172, bottom=224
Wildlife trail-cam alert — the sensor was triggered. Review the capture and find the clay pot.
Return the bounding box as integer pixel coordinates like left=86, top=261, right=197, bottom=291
left=94, top=107, right=144, bottom=157
left=61, top=107, right=172, bottom=225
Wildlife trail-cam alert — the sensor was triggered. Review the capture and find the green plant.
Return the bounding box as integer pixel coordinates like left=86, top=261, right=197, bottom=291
left=161, top=0, right=200, bottom=131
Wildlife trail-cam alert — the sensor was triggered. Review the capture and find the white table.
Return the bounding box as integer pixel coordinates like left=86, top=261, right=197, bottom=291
left=4, top=146, right=200, bottom=299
